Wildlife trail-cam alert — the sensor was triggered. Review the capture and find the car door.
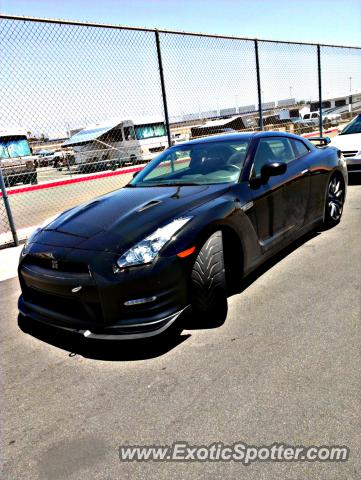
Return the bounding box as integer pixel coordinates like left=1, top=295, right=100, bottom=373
left=248, top=136, right=310, bottom=251
left=280, top=138, right=311, bottom=234
left=248, top=137, right=289, bottom=251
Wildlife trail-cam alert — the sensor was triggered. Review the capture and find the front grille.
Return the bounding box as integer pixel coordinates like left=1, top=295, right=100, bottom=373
left=23, top=254, right=89, bottom=274
left=342, top=150, right=358, bottom=158
left=23, top=286, right=103, bottom=323
left=149, top=146, right=165, bottom=153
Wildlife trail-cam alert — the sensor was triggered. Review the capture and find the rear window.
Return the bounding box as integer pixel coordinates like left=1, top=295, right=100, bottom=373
left=292, top=140, right=309, bottom=158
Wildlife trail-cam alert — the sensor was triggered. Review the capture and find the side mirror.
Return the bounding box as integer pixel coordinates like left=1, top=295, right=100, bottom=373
left=261, top=162, right=287, bottom=180
left=323, top=136, right=331, bottom=145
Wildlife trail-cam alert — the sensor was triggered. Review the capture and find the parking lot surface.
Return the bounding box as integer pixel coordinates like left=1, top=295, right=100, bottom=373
left=1, top=182, right=360, bottom=480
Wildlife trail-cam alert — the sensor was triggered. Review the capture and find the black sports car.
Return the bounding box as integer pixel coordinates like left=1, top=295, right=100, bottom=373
left=18, top=132, right=347, bottom=341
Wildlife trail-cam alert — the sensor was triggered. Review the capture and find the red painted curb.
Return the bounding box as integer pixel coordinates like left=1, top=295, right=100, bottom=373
left=303, top=128, right=338, bottom=138
left=0, top=165, right=143, bottom=197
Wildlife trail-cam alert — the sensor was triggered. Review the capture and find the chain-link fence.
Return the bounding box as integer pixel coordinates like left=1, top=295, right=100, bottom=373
left=0, top=14, right=360, bottom=247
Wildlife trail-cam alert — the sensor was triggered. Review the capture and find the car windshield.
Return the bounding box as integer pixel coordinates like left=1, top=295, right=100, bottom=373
left=340, top=115, right=361, bottom=135
left=130, top=139, right=250, bottom=186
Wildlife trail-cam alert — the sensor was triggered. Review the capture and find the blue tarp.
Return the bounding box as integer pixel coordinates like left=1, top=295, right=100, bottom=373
left=0, top=138, right=31, bottom=158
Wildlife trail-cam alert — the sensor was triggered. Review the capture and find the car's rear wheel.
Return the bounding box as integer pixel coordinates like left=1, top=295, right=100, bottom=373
left=323, top=173, right=345, bottom=228
left=190, top=231, right=228, bottom=327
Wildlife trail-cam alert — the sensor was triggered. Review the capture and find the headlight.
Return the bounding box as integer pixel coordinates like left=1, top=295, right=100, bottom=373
left=116, top=217, right=192, bottom=268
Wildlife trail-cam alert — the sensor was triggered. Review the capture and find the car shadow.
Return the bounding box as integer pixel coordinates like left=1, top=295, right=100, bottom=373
left=230, top=229, right=322, bottom=298
left=18, top=315, right=191, bottom=361
left=17, top=226, right=333, bottom=360
left=185, top=229, right=322, bottom=332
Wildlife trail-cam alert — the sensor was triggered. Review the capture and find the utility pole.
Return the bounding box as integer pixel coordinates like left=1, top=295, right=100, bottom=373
left=348, top=77, right=353, bottom=115
left=0, top=168, right=18, bottom=246
left=254, top=40, right=263, bottom=131
left=317, top=45, right=323, bottom=137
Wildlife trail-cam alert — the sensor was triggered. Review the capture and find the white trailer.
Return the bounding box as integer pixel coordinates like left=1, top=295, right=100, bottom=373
left=63, top=117, right=169, bottom=170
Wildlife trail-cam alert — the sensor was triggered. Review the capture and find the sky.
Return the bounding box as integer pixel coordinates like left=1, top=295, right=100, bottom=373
left=0, top=1, right=360, bottom=136
left=2, top=0, right=361, bottom=46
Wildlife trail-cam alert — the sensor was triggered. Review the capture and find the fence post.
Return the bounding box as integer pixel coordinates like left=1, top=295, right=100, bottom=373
left=254, top=39, right=263, bottom=131
left=155, top=30, right=172, bottom=148
left=0, top=168, right=19, bottom=246
left=317, top=44, right=323, bottom=137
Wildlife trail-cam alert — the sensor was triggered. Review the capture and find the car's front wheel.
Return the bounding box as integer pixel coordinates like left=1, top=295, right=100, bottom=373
left=190, top=231, right=228, bottom=327
left=323, top=173, right=345, bottom=228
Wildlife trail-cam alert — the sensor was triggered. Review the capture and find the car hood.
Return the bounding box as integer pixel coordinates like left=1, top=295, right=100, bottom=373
left=330, top=133, right=361, bottom=151
left=33, top=184, right=231, bottom=253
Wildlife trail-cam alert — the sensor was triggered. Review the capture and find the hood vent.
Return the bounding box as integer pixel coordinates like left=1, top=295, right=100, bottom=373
left=138, top=200, right=162, bottom=212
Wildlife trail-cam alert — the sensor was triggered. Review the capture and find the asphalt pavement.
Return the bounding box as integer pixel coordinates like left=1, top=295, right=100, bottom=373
left=1, top=181, right=360, bottom=480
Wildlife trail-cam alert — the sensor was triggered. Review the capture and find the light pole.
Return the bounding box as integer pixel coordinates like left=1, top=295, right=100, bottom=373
left=289, top=86, right=293, bottom=99
left=348, top=77, right=353, bottom=115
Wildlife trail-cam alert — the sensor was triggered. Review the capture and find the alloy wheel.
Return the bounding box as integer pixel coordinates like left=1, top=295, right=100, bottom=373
left=327, top=176, right=344, bottom=222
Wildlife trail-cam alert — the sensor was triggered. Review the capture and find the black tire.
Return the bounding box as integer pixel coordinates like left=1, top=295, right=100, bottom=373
left=323, top=173, right=345, bottom=228
left=190, top=231, right=228, bottom=327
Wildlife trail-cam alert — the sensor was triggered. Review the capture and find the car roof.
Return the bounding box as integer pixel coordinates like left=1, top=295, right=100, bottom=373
left=176, top=130, right=307, bottom=147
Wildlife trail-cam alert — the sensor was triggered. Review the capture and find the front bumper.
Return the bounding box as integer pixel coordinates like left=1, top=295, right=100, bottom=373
left=18, top=303, right=187, bottom=340
left=18, top=243, right=190, bottom=339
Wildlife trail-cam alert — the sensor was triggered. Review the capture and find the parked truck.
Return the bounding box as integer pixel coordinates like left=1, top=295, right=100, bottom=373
left=302, top=111, right=341, bottom=127
left=0, top=130, right=37, bottom=187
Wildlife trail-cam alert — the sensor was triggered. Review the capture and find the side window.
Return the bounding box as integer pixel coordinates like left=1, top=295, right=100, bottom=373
left=252, top=138, right=296, bottom=177
left=304, top=114, right=310, bottom=119
left=104, top=128, right=123, bottom=143
left=292, top=140, right=309, bottom=159
left=311, top=113, right=318, bottom=119
left=124, top=126, right=136, bottom=141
